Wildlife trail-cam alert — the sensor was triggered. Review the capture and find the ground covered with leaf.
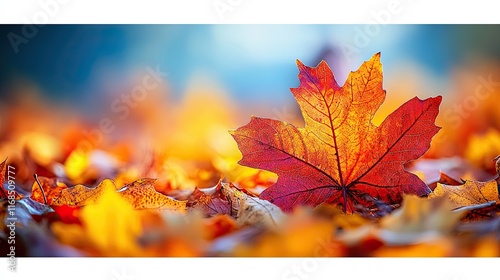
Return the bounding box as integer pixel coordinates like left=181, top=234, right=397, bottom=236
left=1, top=53, right=500, bottom=257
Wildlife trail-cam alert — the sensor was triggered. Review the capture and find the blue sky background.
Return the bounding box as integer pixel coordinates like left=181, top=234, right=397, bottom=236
left=1, top=25, right=500, bottom=110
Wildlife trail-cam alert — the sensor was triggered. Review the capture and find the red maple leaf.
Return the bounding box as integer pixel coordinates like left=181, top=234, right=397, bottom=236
left=230, top=53, right=441, bottom=213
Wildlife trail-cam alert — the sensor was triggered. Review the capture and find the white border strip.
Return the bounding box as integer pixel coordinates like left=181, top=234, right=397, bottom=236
left=0, top=0, right=498, bottom=24
left=0, top=258, right=496, bottom=280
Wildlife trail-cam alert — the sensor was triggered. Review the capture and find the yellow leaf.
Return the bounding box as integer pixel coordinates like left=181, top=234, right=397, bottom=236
left=64, top=148, right=90, bottom=180
left=465, top=128, right=500, bottom=170
left=52, top=183, right=143, bottom=256
left=24, top=132, right=62, bottom=166
left=429, top=179, right=499, bottom=209
left=379, top=195, right=464, bottom=244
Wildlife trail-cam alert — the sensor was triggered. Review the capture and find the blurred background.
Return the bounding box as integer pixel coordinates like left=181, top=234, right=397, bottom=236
left=1, top=25, right=500, bottom=191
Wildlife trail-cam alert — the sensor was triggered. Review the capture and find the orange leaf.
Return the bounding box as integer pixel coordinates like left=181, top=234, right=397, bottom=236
left=31, top=177, right=76, bottom=205
left=231, top=53, right=441, bottom=212
left=118, top=179, right=186, bottom=211
left=203, top=214, right=237, bottom=240
left=31, top=177, right=187, bottom=212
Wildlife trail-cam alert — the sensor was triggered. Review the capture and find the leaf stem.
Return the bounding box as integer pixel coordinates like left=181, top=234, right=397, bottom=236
left=34, top=174, right=48, bottom=205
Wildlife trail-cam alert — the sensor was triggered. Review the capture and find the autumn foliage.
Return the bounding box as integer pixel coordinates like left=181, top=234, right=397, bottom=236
left=232, top=53, right=441, bottom=213
left=1, top=53, right=500, bottom=257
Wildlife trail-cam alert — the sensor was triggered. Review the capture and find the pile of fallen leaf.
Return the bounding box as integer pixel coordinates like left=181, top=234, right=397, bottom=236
left=1, top=53, right=500, bottom=256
